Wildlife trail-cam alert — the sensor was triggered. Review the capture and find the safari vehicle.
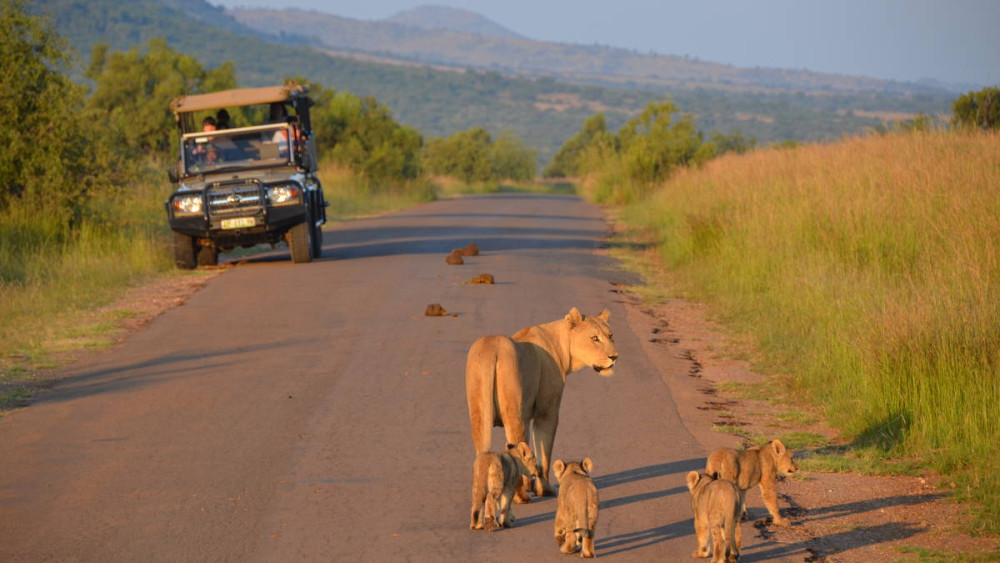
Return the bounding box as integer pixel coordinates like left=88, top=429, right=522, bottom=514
left=165, top=83, right=327, bottom=268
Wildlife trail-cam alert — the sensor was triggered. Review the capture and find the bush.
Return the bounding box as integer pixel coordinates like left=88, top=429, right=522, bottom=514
left=952, top=87, right=1000, bottom=131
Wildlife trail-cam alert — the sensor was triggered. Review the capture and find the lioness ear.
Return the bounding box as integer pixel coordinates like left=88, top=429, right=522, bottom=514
left=565, top=307, right=583, bottom=327
left=686, top=470, right=700, bottom=491
left=553, top=459, right=566, bottom=478
left=516, top=442, right=532, bottom=459
left=581, top=457, right=594, bottom=474
left=771, top=439, right=786, bottom=456
left=598, top=309, right=611, bottom=321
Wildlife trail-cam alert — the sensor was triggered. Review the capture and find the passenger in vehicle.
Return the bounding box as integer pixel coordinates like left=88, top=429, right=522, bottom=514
left=267, top=103, right=300, bottom=157
left=215, top=109, right=231, bottom=130
left=192, top=116, right=219, bottom=162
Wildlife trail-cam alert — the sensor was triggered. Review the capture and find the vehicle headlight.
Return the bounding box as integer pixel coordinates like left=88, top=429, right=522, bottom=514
left=267, top=184, right=301, bottom=206
left=172, top=194, right=203, bottom=216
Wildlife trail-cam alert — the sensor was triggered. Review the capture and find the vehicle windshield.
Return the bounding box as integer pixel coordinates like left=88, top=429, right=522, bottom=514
left=182, top=123, right=295, bottom=175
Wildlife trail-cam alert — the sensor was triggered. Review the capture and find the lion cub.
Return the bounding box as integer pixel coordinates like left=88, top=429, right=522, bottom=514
left=469, top=442, right=538, bottom=531
left=705, top=439, right=798, bottom=526
left=552, top=458, right=599, bottom=558
left=686, top=471, right=742, bottom=562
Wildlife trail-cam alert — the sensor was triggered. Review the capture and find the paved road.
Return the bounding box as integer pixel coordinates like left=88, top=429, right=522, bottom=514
left=0, top=194, right=798, bottom=561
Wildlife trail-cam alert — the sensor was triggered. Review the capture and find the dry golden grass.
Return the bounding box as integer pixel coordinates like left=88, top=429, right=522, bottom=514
left=623, top=130, right=1000, bottom=531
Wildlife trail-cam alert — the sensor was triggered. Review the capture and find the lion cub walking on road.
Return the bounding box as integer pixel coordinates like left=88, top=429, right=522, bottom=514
left=552, top=458, right=599, bottom=558
left=469, top=442, right=539, bottom=531
left=705, top=439, right=798, bottom=526
left=686, top=471, right=742, bottom=562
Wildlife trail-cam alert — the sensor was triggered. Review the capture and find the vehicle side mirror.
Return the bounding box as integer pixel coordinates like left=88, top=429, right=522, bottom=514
left=167, top=168, right=179, bottom=183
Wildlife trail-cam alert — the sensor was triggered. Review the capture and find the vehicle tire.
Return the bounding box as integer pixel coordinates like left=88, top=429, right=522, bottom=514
left=289, top=219, right=313, bottom=264
left=310, top=220, right=323, bottom=258
left=173, top=232, right=197, bottom=269
left=197, top=244, right=218, bottom=267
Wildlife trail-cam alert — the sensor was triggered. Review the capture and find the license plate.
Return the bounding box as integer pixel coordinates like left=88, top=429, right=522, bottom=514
left=221, top=217, right=256, bottom=230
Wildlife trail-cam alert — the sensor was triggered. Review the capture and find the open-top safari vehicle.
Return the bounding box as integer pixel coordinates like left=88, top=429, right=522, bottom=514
left=165, top=83, right=327, bottom=268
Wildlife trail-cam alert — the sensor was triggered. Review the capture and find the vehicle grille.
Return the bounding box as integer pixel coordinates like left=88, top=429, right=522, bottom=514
left=206, top=183, right=263, bottom=217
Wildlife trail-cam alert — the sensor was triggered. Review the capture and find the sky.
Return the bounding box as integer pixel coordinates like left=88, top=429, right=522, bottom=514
left=210, top=0, right=999, bottom=88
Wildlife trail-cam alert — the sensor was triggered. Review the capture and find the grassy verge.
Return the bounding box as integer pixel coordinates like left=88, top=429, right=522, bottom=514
left=0, top=160, right=440, bottom=411
left=0, top=160, right=177, bottom=409
left=607, top=130, right=1000, bottom=533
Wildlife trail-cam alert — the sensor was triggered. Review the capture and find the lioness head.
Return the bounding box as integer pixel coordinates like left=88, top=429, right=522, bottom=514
left=770, top=439, right=798, bottom=476
left=566, top=308, right=618, bottom=376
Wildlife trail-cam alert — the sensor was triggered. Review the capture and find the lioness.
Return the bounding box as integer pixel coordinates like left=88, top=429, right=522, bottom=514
left=686, top=471, right=741, bottom=562
left=469, top=442, right=539, bottom=531
left=705, top=439, right=798, bottom=526
left=466, top=308, right=618, bottom=497
left=552, top=458, right=599, bottom=558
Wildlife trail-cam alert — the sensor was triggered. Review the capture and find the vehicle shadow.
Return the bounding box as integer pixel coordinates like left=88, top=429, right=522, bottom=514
left=20, top=339, right=309, bottom=407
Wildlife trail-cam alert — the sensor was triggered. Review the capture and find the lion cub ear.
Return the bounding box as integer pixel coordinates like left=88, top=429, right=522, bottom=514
left=581, top=457, right=594, bottom=475
left=565, top=307, right=583, bottom=327
left=685, top=470, right=702, bottom=491
left=771, top=439, right=787, bottom=456
left=553, top=459, right=567, bottom=479
left=598, top=309, right=611, bottom=321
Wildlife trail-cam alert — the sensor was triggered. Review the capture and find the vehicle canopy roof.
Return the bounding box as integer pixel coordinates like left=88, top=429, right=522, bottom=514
left=169, top=83, right=310, bottom=116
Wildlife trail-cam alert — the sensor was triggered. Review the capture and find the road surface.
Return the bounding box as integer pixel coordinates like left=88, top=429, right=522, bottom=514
left=0, top=193, right=800, bottom=561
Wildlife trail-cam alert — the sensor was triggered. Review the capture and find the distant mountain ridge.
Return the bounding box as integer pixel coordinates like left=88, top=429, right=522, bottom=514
left=386, top=5, right=523, bottom=39
left=228, top=5, right=953, bottom=97
left=26, top=0, right=952, bottom=166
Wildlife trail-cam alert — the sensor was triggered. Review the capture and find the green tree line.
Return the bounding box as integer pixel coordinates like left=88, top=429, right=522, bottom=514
left=1, top=0, right=538, bottom=244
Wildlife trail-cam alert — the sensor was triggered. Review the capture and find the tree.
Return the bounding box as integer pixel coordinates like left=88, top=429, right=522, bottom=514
left=0, top=0, right=114, bottom=222
left=707, top=130, right=757, bottom=156
left=313, top=90, right=423, bottom=183
left=617, top=100, right=704, bottom=184
left=423, top=128, right=494, bottom=183
left=952, top=87, right=1000, bottom=131
left=544, top=113, right=613, bottom=178
left=490, top=133, right=536, bottom=182
left=85, top=38, right=236, bottom=155
left=423, top=128, right=536, bottom=183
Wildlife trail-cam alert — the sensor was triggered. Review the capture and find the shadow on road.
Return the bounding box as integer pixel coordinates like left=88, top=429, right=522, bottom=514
left=597, top=519, right=693, bottom=556
left=28, top=339, right=311, bottom=406
left=594, top=458, right=705, bottom=489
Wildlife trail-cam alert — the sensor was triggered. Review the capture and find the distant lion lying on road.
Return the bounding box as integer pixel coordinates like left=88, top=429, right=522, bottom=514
left=466, top=307, right=618, bottom=497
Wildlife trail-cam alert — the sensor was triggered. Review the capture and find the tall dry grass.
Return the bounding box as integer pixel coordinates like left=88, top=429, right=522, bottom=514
left=623, top=131, right=1000, bottom=531
left=0, top=163, right=175, bottom=365
left=318, top=161, right=435, bottom=218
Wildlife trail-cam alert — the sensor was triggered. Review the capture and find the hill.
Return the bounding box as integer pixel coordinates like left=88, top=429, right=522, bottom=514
left=385, top=5, right=523, bottom=39
left=229, top=5, right=952, bottom=98
left=28, top=0, right=953, bottom=166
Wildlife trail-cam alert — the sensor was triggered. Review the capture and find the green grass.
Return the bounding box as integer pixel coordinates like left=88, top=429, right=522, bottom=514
left=892, top=545, right=1000, bottom=562
left=609, top=130, right=1000, bottom=533
left=774, top=411, right=820, bottom=426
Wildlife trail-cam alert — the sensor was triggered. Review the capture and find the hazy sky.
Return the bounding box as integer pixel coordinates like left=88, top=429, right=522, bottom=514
left=210, top=0, right=999, bottom=88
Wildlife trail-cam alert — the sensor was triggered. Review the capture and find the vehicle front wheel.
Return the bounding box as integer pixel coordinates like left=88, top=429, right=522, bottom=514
left=173, top=232, right=197, bottom=269
left=311, top=221, right=323, bottom=258
left=289, top=220, right=313, bottom=264
left=197, top=244, right=218, bottom=267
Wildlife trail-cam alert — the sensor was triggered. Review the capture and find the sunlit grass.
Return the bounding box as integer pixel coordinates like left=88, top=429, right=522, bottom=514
left=619, top=130, right=1000, bottom=532
left=319, top=162, right=436, bottom=218
left=0, top=164, right=175, bottom=366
